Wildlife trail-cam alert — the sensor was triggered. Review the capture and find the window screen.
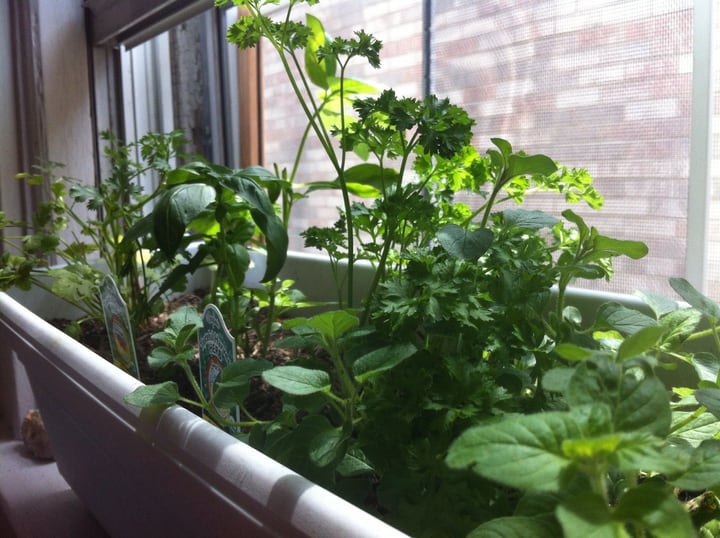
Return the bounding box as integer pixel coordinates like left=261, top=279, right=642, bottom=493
left=261, top=0, right=714, bottom=298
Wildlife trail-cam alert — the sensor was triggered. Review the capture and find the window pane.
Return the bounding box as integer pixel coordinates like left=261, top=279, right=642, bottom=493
left=431, top=0, right=694, bottom=297
left=120, top=8, right=241, bottom=190
left=260, top=0, right=424, bottom=251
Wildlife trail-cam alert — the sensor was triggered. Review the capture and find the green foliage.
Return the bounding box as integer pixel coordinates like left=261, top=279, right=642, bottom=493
left=119, top=3, right=720, bottom=537
left=0, top=131, right=188, bottom=327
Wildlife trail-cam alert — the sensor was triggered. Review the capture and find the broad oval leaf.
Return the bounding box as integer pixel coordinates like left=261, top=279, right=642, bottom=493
left=309, top=427, right=347, bottom=468
left=153, top=184, right=215, bottom=257
left=695, top=387, right=720, bottom=420
left=595, top=302, right=659, bottom=335
left=437, top=223, right=493, bottom=261
left=213, top=358, right=272, bottom=408
left=446, top=411, right=581, bottom=491
left=124, top=381, right=179, bottom=408
left=306, top=310, right=360, bottom=344
left=616, top=325, right=666, bottom=361
left=506, top=153, right=558, bottom=180
left=502, top=209, right=559, bottom=230
left=353, top=342, right=417, bottom=382
left=670, top=439, right=720, bottom=491
left=262, top=365, right=331, bottom=395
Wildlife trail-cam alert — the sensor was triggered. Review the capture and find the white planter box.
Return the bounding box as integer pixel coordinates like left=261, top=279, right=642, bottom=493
left=0, top=252, right=407, bottom=538
left=1, top=250, right=691, bottom=537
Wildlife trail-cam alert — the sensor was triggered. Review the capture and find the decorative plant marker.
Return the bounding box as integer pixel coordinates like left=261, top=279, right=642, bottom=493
left=100, top=275, right=140, bottom=379
left=198, top=304, right=239, bottom=432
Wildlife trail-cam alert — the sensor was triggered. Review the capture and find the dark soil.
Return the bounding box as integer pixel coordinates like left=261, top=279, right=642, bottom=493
left=51, top=292, right=300, bottom=422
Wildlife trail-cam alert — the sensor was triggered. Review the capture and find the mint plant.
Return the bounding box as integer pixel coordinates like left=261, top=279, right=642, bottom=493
left=446, top=279, right=720, bottom=537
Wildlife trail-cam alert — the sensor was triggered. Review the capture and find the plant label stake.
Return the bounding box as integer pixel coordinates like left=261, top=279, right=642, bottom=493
left=198, top=304, right=240, bottom=433
left=100, top=275, right=140, bottom=379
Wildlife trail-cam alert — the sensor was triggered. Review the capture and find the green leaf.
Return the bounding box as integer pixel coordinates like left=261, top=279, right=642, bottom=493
left=305, top=14, right=334, bottom=89
left=352, top=342, right=417, bottom=382
left=262, top=365, right=332, bottom=395
left=695, top=388, right=720, bottom=420
left=554, top=343, right=592, bottom=361
left=613, top=483, right=695, bottom=538
left=567, top=357, right=671, bottom=436
left=671, top=411, right=720, bottom=448
left=506, top=153, right=558, bottom=180
left=468, top=516, right=560, bottom=538
left=336, top=449, right=374, bottom=477
left=223, top=171, right=288, bottom=282
left=309, top=427, right=347, bottom=468
left=306, top=310, right=359, bottom=345
left=593, top=235, right=648, bottom=260
left=124, top=381, right=179, bottom=408
left=542, top=367, right=576, bottom=393
left=556, top=491, right=629, bottom=538
left=147, top=347, right=178, bottom=369
left=670, top=439, right=720, bottom=491
left=502, top=209, right=559, bottom=230
left=153, top=184, right=215, bottom=257
left=224, top=243, right=251, bottom=289
left=595, top=302, right=659, bottom=335
left=670, top=277, right=720, bottom=321
left=447, top=411, right=581, bottom=491
left=616, top=325, right=666, bottom=361
left=437, top=223, right=493, bottom=261
left=635, top=289, right=679, bottom=319
left=213, top=358, right=272, bottom=408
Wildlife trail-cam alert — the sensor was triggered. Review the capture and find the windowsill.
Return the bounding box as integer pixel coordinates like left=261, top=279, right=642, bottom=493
left=0, top=437, right=109, bottom=538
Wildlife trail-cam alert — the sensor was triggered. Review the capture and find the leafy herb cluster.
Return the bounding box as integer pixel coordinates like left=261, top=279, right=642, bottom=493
left=5, top=1, right=720, bottom=536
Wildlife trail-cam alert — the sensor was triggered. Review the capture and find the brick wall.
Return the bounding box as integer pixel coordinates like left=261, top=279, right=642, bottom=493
left=261, top=0, right=719, bottom=299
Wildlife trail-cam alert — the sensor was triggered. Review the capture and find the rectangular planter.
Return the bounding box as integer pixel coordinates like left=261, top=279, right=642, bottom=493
left=0, top=252, right=407, bottom=538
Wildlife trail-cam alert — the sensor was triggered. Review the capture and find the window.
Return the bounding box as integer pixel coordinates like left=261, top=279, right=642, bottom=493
left=92, top=0, right=719, bottom=299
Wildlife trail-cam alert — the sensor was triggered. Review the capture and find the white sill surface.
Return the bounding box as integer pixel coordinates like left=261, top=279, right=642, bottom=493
left=0, top=437, right=109, bottom=538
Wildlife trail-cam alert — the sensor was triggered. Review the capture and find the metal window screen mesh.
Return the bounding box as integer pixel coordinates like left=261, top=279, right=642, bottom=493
left=262, top=0, right=703, bottom=298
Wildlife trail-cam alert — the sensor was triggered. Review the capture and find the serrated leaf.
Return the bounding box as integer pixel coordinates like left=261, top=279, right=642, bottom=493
left=124, top=381, right=179, bottom=408
left=437, top=223, right=493, bottom=261
left=596, top=302, right=659, bottom=335
left=262, top=365, right=331, bottom=395
left=446, top=411, right=581, bottom=491
left=352, top=342, right=417, bottom=382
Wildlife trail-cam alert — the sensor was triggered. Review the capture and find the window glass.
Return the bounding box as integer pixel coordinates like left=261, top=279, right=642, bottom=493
left=120, top=8, right=241, bottom=192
